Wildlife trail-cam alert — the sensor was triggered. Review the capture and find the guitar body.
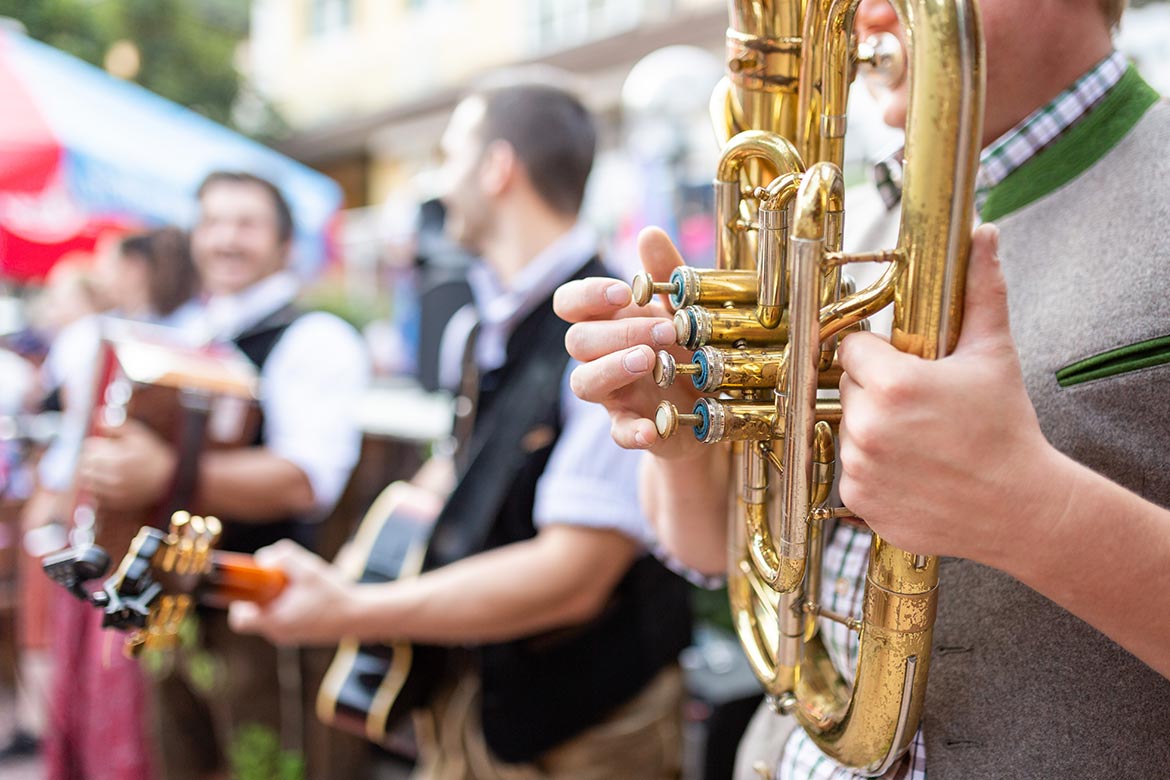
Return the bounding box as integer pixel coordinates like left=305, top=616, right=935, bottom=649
left=316, top=481, right=445, bottom=749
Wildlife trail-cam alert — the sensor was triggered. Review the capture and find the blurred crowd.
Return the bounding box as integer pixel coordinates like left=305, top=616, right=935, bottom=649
left=0, top=74, right=709, bottom=780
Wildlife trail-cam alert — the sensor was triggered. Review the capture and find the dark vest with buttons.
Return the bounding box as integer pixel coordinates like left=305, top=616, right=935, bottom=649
left=423, top=256, right=692, bottom=764
left=216, top=302, right=316, bottom=554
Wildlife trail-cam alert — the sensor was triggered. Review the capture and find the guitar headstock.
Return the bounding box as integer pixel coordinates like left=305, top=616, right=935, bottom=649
left=44, top=510, right=287, bottom=657
left=43, top=511, right=222, bottom=657
left=114, top=511, right=222, bottom=655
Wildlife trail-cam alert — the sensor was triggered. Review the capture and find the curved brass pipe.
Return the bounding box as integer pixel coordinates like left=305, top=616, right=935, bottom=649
left=762, top=162, right=846, bottom=596
left=756, top=172, right=802, bottom=328
left=788, top=2, right=985, bottom=772
left=715, top=131, right=803, bottom=272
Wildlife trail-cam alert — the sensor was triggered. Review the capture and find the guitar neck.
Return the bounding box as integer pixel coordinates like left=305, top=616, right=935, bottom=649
left=199, top=551, right=288, bottom=608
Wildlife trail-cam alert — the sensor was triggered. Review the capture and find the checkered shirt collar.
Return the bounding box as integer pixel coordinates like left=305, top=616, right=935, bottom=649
left=975, top=50, right=1127, bottom=207
left=871, top=50, right=1127, bottom=213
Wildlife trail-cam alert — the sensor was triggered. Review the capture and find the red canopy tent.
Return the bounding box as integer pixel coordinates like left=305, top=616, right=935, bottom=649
left=0, top=29, right=342, bottom=284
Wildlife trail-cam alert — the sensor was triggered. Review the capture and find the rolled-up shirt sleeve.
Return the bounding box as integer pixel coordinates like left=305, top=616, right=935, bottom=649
left=532, top=365, right=655, bottom=546
left=259, top=312, right=370, bottom=513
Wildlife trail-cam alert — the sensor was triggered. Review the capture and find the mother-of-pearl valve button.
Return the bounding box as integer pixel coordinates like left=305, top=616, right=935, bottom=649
left=654, top=401, right=703, bottom=439
left=653, top=351, right=701, bottom=388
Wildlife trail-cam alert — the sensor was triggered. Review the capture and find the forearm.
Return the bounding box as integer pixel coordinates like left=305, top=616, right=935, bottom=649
left=640, top=448, right=730, bottom=575
left=337, top=529, right=637, bottom=645
left=196, top=448, right=316, bottom=521
left=1001, top=449, right=1170, bottom=678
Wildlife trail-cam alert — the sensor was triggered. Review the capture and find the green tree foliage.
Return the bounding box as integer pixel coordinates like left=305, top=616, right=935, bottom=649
left=228, top=724, right=305, bottom=780
left=0, top=0, right=285, bottom=138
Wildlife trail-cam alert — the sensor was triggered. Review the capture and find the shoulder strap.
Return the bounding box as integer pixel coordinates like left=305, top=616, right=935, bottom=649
left=423, top=315, right=569, bottom=569
left=423, top=255, right=607, bottom=569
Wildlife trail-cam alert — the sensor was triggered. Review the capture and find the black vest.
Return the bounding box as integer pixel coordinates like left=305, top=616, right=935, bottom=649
left=216, top=303, right=316, bottom=554
left=424, top=256, right=692, bottom=763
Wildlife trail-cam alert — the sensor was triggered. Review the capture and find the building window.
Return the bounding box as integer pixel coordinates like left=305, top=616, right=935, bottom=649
left=310, top=0, right=351, bottom=37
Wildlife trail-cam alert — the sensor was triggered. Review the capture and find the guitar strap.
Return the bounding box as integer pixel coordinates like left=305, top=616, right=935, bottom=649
left=451, top=319, right=482, bottom=475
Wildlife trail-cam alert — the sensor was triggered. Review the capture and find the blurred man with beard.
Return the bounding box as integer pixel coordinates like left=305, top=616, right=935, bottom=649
left=78, top=172, right=371, bottom=780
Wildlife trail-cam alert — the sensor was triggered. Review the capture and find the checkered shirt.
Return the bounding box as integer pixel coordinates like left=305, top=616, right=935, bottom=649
left=872, top=50, right=1127, bottom=214
left=776, top=525, right=927, bottom=780
left=975, top=49, right=1126, bottom=209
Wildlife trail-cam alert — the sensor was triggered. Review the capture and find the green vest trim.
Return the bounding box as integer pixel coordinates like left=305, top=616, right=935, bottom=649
left=980, top=67, right=1160, bottom=223
left=1055, top=334, right=1170, bottom=388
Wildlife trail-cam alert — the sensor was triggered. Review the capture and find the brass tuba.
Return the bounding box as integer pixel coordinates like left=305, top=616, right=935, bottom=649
left=632, top=0, right=984, bottom=773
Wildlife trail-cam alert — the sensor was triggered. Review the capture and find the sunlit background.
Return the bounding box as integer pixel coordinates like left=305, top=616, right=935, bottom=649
left=0, top=4, right=1168, bottom=777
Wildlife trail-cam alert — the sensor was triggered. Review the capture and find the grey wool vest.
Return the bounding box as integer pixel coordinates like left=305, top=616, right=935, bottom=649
left=923, top=91, right=1170, bottom=778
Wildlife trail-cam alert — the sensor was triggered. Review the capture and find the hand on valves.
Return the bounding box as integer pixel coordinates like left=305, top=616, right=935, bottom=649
left=554, top=227, right=733, bottom=573
left=554, top=227, right=707, bottom=459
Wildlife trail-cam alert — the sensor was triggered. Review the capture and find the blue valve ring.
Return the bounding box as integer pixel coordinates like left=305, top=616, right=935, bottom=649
left=692, top=400, right=710, bottom=441
left=693, top=350, right=709, bottom=390
left=669, top=268, right=688, bottom=310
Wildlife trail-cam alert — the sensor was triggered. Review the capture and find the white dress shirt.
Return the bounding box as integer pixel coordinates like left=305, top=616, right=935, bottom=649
left=438, top=225, right=655, bottom=545
left=196, top=271, right=370, bottom=513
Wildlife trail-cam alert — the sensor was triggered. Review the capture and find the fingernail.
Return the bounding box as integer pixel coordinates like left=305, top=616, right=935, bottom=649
left=987, top=224, right=1000, bottom=259
left=604, top=284, right=630, bottom=306
left=623, top=349, right=650, bottom=373
left=633, top=430, right=649, bottom=448
left=651, top=322, right=675, bottom=345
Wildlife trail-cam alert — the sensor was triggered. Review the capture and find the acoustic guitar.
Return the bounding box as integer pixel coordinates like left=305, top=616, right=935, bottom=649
left=315, top=480, right=445, bottom=750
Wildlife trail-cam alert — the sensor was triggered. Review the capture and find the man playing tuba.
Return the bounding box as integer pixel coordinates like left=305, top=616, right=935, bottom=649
left=555, top=0, right=1170, bottom=777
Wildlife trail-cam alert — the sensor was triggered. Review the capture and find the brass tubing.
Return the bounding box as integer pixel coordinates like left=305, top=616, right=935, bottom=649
left=729, top=441, right=798, bottom=697
left=715, top=131, right=803, bottom=272
left=694, top=347, right=788, bottom=392
left=744, top=444, right=789, bottom=587
left=893, top=3, right=985, bottom=361
left=674, top=305, right=789, bottom=350
left=757, top=172, right=802, bottom=328
left=820, top=0, right=862, bottom=170
left=770, top=163, right=844, bottom=595
left=696, top=398, right=780, bottom=443
left=789, top=2, right=984, bottom=772
left=698, top=397, right=842, bottom=444
left=796, top=0, right=832, bottom=161
left=676, top=266, right=759, bottom=309
left=726, top=0, right=803, bottom=147
left=816, top=255, right=901, bottom=345
left=688, top=347, right=843, bottom=393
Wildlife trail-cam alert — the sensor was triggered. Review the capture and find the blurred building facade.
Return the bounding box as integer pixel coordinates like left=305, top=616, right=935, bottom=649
left=244, top=0, right=1170, bottom=287
left=247, top=0, right=726, bottom=210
